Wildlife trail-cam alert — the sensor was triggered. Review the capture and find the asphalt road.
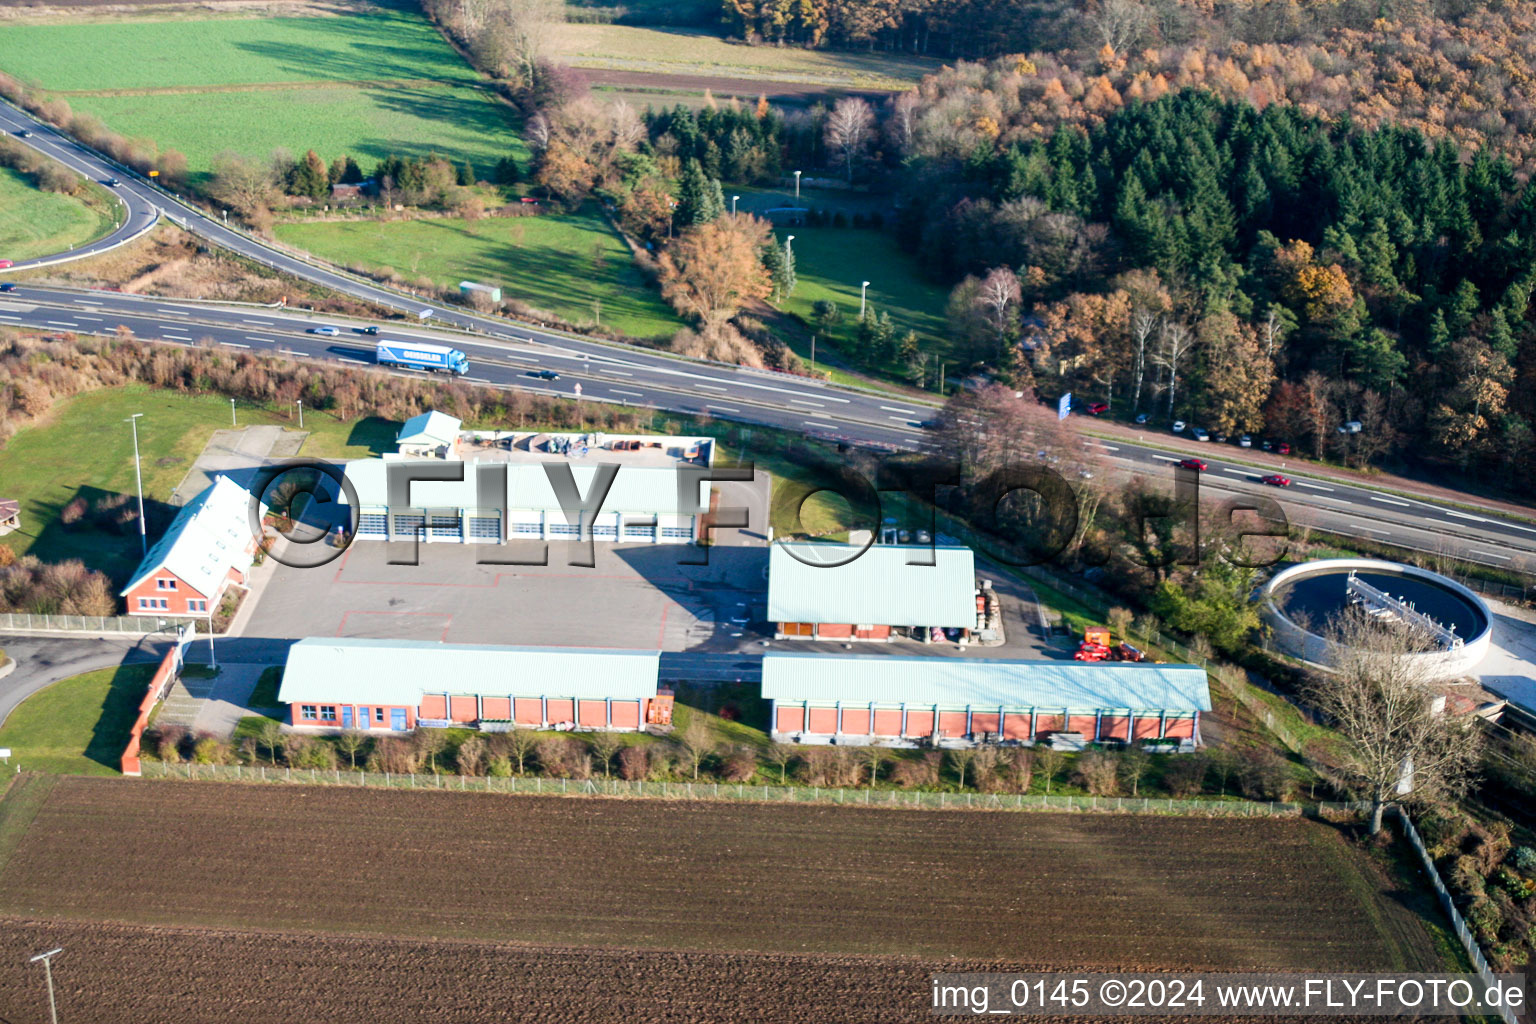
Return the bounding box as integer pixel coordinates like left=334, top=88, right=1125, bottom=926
left=2, top=102, right=1535, bottom=575
left=0, top=634, right=165, bottom=727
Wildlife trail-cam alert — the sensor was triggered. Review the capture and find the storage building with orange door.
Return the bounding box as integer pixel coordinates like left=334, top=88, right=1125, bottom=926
left=277, top=638, right=666, bottom=732
left=768, top=541, right=978, bottom=641
left=762, top=653, right=1209, bottom=747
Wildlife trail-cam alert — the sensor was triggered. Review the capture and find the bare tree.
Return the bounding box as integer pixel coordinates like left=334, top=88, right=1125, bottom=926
left=1129, top=306, right=1158, bottom=414
left=1118, top=746, right=1151, bottom=797
left=946, top=747, right=977, bottom=789
left=336, top=729, right=366, bottom=770
left=764, top=742, right=795, bottom=785
left=208, top=151, right=277, bottom=215
left=1008, top=747, right=1034, bottom=793
left=978, top=266, right=1022, bottom=362
left=862, top=743, right=888, bottom=788
left=1089, top=0, right=1150, bottom=53
left=1153, top=319, right=1196, bottom=420
left=506, top=725, right=537, bottom=774
left=1034, top=745, right=1065, bottom=795
left=675, top=716, right=715, bottom=780
left=1304, top=614, right=1482, bottom=834
left=588, top=730, right=622, bottom=778
left=256, top=718, right=284, bottom=765
left=475, top=0, right=564, bottom=88
left=885, top=90, right=920, bottom=158
left=823, top=96, right=875, bottom=183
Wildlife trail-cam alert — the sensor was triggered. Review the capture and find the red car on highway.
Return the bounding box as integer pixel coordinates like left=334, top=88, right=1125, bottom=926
left=1177, top=457, right=1207, bottom=472
left=1261, top=474, right=1291, bottom=486
left=0, top=260, right=12, bottom=269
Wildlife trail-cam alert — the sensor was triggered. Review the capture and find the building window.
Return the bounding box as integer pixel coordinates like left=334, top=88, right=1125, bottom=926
left=374, top=707, right=385, bottom=723
left=137, top=597, right=150, bottom=610
left=319, top=705, right=337, bottom=722
left=157, top=578, right=177, bottom=591
left=301, top=705, right=318, bottom=721
left=188, top=599, right=207, bottom=613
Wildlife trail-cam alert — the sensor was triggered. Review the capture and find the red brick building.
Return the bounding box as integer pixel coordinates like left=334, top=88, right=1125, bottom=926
left=120, top=476, right=263, bottom=618
left=277, top=638, right=667, bottom=732
left=768, top=542, right=978, bottom=641
left=763, top=654, right=1209, bottom=747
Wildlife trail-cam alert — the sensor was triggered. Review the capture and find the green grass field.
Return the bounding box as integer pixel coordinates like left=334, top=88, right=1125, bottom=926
left=0, top=386, right=391, bottom=581
left=274, top=208, right=683, bottom=339
left=0, top=168, right=118, bottom=261
left=0, top=664, right=153, bottom=775
left=772, top=225, right=950, bottom=372
left=552, top=23, right=938, bottom=89
left=0, top=8, right=525, bottom=181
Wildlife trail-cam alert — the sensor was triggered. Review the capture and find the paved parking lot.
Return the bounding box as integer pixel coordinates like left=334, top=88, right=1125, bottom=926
left=243, top=539, right=770, bottom=650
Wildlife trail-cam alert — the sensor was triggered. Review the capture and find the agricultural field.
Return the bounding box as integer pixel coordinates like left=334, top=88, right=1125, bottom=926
left=0, top=4, right=526, bottom=181
left=273, top=207, right=683, bottom=339
left=0, top=778, right=1446, bottom=973
left=552, top=23, right=938, bottom=91
left=0, top=386, right=390, bottom=580
left=0, top=167, right=117, bottom=261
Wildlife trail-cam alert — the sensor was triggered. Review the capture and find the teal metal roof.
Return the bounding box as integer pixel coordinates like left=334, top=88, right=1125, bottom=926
left=761, top=654, right=1211, bottom=712
left=396, top=411, right=461, bottom=446
left=278, top=638, right=661, bottom=706
left=121, top=476, right=264, bottom=598
left=767, top=542, right=976, bottom=627
left=341, top=460, right=707, bottom=515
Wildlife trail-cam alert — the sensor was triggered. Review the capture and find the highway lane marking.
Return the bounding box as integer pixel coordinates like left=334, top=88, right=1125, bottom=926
left=338, top=357, right=368, bottom=365
left=888, top=416, right=920, bottom=425
left=0, top=315, right=19, bottom=321
left=1369, top=495, right=1411, bottom=507
left=790, top=399, right=824, bottom=407
left=1097, top=443, right=1119, bottom=451
left=219, top=341, right=250, bottom=349
left=706, top=404, right=740, bottom=413
left=1471, top=550, right=1512, bottom=561
left=606, top=369, right=633, bottom=376
left=1445, top=510, right=1489, bottom=523
left=695, top=384, right=728, bottom=392
left=156, top=309, right=188, bottom=316
left=609, top=388, right=643, bottom=397
left=240, top=319, right=272, bottom=325
left=246, top=336, right=278, bottom=343
left=1221, top=468, right=1250, bottom=476
left=465, top=376, right=491, bottom=383
left=803, top=411, right=832, bottom=419
left=156, top=323, right=189, bottom=330
left=45, top=320, right=77, bottom=327
left=1356, top=527, right=1391, bottom=535
left=1152, top=454, right=1180, bottom=463
left=75, top=315, right=104, bottom=321
left=880, top=405, right=919, bottom=415
left=1294, top=481, right=1335, bottom=492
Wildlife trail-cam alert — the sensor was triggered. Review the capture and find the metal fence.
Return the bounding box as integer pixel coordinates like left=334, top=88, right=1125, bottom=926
left=0, top=612, right=211, bottom=635
left=140, top=760, right=1352, bottom=817
left=1393, top=807, right=1519, bottom=1024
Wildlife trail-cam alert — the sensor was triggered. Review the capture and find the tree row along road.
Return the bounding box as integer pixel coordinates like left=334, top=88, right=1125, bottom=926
left=0, top=102, right=1533, bottom=575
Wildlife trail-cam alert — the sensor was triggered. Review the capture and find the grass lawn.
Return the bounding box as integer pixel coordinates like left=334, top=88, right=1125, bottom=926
left=0, top=168, right=118, bottom=262
left=0, top=664, right=153, bottom=775
left=0, top=386, right=392, bottom=582
left=274, top=207, right=683, bottom=340
left=0, top=7, right=527, bottom=182
left=0, top=9, right=481, bottom=92
left=551, top=24, right=938, bottom=89
left=771, top=225, right=951, bottom=380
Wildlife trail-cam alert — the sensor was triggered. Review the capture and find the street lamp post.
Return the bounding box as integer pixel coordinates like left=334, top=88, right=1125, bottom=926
left=30, top=947, right=62, bottom=1024
left=860, top=280, right=871, bottom=319
left=810, top=332, right=816, bottom=376
left=793, top=170, right=801, bottom=200
left=296, top=399, right=304, bottom=429
left=785, top=234, right=794, bottom=257
left=731, top=195, right=740, bottom=216
left=230, top=397, right=236, bottom=427
left=126, top=413, right=146, bottom=557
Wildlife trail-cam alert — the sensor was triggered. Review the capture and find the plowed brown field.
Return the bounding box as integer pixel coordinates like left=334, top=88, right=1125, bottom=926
left=0, top=777, right=1446, bottom=1023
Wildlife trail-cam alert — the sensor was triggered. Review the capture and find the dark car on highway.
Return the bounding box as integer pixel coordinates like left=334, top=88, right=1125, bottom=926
left=354, top=326, right=379, bottom=335
left=528, top=369, right=560, bottom=380
left=0, top=283, right=13, bottom=293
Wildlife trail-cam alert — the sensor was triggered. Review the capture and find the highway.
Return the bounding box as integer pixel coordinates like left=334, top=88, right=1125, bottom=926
left=2, top=101, right=1535, bottom=577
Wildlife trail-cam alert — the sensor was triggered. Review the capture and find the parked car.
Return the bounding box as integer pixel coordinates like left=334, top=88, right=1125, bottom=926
left=0, top=283, right=13, bottom=293
left=1171, top=420, right=1186, bottom=433
left=307, top=326, right=340, bottom=336
left=1260, top=440, right=1274, bottom=451
left=1277, top=441, right=1292, bottom=455
left=1238, top=434, right=1252, bottom=447
left=1086, top=402, right=1109, bottom=415
left=1177, top=457, right=1208, bottom=472
left=1213, top=433, right=1228, bottom=444
left=1192, top=427, right=1210, bottom=441
left=1134, top=412, right=1149, bottom=424
left=528, top=369, right=560, bottom=380
left=1261, top=474, right=1292, bottom=487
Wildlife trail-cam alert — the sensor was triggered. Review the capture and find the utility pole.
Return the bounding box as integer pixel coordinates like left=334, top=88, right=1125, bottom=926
left=126, top=413, right=146, bottom=557
left=30, top=948, right=62, bottom=1024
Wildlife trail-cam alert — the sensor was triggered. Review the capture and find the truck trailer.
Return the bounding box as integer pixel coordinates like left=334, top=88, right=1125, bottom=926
left=375, top=340, right=469, bottom=375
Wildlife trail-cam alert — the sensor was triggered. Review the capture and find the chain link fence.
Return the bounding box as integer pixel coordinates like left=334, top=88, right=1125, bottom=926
left=141, top=760, right=1357, bottom=817
left=0, top=612, right=203, bottom=635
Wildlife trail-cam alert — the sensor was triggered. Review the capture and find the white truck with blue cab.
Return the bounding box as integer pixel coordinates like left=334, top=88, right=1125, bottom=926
left=375, top=340, right=469, bottom=375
